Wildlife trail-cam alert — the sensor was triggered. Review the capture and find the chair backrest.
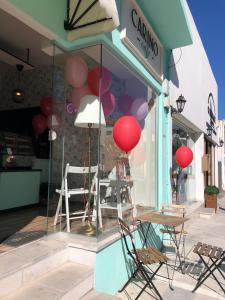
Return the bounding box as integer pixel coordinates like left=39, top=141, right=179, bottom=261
left=118, top=218, right=139, bottom=261
left=64, top=163, right=98, bottom=192
left=161, top=203, right=186, bottom=217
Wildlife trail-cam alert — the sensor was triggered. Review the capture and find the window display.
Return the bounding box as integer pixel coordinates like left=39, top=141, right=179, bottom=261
left=47, top=44, right=157, bottom=237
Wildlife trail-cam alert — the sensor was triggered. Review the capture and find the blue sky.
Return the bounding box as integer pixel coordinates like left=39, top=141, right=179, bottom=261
left=187, top=0, right=225, bottom=119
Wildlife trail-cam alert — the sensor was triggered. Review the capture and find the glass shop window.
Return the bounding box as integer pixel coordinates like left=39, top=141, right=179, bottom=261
left=47, top=44, right=157, bottom=238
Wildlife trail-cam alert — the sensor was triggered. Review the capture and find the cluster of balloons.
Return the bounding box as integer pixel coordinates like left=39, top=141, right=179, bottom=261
left=32, top=96, right=60, bottom=135
left=65, top=55, right=113, bottom=116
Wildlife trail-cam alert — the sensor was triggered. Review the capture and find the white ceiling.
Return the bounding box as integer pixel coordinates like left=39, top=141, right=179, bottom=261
left=0, top=9, right=52, bottom=70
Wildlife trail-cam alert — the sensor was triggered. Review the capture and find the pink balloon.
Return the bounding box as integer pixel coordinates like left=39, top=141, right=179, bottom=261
left=47, top=114, right=61, bottom=131
left=71, top=85, right=91, bottom=112
left=118, top=94, right=133, bottom=115
left=65, top=56, right=88, bottom=88
left=101, top=91, right=115, bottom=117
left=131, top=98, right=148, bottom=120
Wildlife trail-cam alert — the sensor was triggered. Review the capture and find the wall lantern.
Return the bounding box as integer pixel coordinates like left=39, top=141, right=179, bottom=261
left=219, top=139, right=224, bottom=147
left=207, top=126, right=213, bottom=136
left=171, top=94, right=187, bottom=116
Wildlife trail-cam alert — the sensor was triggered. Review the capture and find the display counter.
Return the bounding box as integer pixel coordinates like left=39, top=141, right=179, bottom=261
left=0, top=169, right=41, bottom=211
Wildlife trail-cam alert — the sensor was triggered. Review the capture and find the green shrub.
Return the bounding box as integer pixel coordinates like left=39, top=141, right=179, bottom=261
left=204, top=185, right=219, bottom=195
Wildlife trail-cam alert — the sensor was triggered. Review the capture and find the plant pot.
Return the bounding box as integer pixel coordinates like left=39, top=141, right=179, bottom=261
left=204, top=193, right=217, bottom=212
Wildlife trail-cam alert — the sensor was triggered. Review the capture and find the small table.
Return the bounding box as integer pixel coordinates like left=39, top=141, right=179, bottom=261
left=138, top=212, right=188, bottom=283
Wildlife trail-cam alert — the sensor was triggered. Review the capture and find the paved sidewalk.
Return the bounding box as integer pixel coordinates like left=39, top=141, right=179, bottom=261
left=117, top=198, right=225, bottom=299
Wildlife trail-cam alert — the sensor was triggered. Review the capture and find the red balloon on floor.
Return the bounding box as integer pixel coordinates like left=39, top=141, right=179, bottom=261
left=175, top=146, right=193, bottom=168
left=113, top=116, right=141, bottom=153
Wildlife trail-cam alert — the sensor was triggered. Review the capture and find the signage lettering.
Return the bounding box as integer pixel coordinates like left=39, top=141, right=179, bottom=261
left=121, top=0, right=163, bottom=79
left=131, top=9, right=159, bottom=57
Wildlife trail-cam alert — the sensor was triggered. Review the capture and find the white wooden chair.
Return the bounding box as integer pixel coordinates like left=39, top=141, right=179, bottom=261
left=54, top=163, right=98, bottom=232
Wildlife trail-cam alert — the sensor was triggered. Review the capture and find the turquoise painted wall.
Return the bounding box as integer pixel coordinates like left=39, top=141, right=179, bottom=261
left=8, top=0, right=67, bottom=40
left=0, top=171, right=41, bottom=210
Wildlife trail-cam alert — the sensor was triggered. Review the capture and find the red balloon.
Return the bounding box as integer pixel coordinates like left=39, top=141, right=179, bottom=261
left=175, top=146, right=193, bottom=169
left=32, top=114, right=47, bottom=135
left=87, top=67, right=112, bottom=96
left=40, top=96, right=53, bottom=116
left=113, top=116, right=141, bottom=153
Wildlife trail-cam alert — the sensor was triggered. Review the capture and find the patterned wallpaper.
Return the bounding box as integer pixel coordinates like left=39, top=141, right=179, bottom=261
left=0, top=66, right=53, bottom=110
left=0, top=63, right=126, bottom=190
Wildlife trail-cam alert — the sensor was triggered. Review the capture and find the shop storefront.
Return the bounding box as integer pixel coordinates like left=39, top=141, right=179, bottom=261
left=0, top=0, right=193, bottom=295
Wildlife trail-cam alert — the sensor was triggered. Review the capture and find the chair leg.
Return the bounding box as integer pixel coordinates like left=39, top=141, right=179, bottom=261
left=64, top=181, right=70, bottom=233
left=192, top=255, right=225, bottom=293
left=54, top=192, right=63, bottom=226
left=82, top=201, right=89, bottom=223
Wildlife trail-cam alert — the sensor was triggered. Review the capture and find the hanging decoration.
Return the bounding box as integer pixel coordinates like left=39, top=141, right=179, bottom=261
left=66, top=102, right=76, bottom=114
left=40, top=96, right=53, bottom=116
left=101, top=91, right=115, bottom=117
left=65, top=56, right=88, bottom=88
left=118, top=94, right=133, bottom=115
left=87, top=66, right=112, bottom=96
left=113, top=116, right=141, bottom=153
left=131, top=98, right=148, bottom=120
left=32, top=115, right=47, bottom=135
left=47, top=113, right=61, bottom=131
left=175, top=146, right=193, bottom=169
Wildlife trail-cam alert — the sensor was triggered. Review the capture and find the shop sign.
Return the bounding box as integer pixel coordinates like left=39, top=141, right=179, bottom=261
left=206, top=93, right=217, bottom=135
left=120, top=0, right=163, bottom=80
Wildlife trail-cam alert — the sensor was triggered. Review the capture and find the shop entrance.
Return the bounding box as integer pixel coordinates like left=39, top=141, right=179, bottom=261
left=0, top=9, right=53, bottom=252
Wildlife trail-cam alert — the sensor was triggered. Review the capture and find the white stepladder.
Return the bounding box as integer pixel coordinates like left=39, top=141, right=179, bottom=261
left=54, top=163, right=98, bottom=232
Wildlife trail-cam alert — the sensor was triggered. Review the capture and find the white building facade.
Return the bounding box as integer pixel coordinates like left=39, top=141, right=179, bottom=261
left=169, top=0, right=219, bottom=204
left=217, top=120, right=225, bottom=191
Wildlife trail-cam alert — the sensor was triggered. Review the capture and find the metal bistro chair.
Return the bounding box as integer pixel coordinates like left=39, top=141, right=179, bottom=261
left=54, top=163, right=98, bottom=232
left=192, top=242, right=225, bottom=294
left=118, top=218, right=170, bottom=300
left=160, top=203, right=188, bottom=260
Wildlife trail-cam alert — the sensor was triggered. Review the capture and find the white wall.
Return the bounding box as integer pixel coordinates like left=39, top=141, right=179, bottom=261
left=217, top=120, right=225, bottom=190
left=170, top=0, right=218, bottom=144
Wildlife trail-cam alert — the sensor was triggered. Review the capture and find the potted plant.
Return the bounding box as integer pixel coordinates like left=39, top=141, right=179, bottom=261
left=204, top=185, right=220, bottom=212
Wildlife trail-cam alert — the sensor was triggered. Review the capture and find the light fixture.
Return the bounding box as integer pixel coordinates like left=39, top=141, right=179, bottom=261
left=171, top=94, right=187, bottom=116
left=75, top=95, right=106, bottom=229
left=207, top=126, right=213, bottom=136
left=12, top=64, right=25, bottom=103
left=219, top=139, right=224, bottom=147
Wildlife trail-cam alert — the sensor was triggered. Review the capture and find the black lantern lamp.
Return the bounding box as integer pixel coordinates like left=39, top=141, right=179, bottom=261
left=171, top=94, right=187, bottom=115
left=219, top=139, right=224, bottom=147
left=207, top=126, right=213, bottom=136
left=12, top=64, right=25, bottom=103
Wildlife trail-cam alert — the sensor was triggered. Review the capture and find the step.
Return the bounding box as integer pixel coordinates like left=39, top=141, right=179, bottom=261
left=81, top=290, right=120, bottom=300
left=0, top=238, right=68, bottom=298
left=199, top=208, right=215, bottom=219
left=3, top=262, right=93, bottom=300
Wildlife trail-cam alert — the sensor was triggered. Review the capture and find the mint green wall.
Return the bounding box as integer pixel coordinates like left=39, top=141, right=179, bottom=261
left=8, top=0, right=67, bottom=40
left=0, top=171, right=41, bottom=210
left=95, top=224, right=163, bottom=295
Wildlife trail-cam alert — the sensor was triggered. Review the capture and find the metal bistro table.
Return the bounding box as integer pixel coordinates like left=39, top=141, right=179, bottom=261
left=137, top=212, right=188, bottom=280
